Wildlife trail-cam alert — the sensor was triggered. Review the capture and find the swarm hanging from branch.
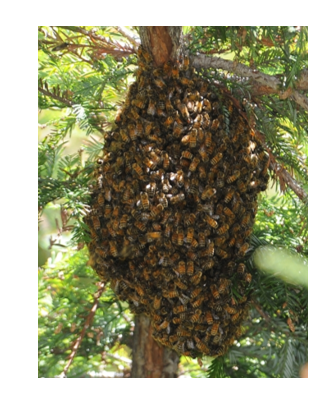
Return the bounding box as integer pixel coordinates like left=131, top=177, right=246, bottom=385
left=85, top=43, right=270, bottom=357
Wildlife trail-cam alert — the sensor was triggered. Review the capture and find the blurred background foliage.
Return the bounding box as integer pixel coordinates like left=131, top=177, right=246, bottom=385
left=38, top=26, right=307, bottom=378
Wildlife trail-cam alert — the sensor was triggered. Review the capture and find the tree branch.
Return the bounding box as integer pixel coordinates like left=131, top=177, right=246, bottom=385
left=115, top=26, right=140, bottom=48
left=269, top=157, right=307, bottom=201
left=191, top=54, right=308, bottom=110
left=251, top=300, right=271, bottom=323
left=59, top=282, right=106, bottom=378
left=38, top=86, right=73, bottom=107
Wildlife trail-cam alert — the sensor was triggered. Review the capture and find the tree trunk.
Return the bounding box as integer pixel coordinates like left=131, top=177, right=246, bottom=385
left=130, top=26, right=183, bottom=378
left=131, top=315, right=179, bottom=378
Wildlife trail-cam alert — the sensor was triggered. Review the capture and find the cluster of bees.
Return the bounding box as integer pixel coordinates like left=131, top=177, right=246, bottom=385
left=85, top=46, right=269, bottom=357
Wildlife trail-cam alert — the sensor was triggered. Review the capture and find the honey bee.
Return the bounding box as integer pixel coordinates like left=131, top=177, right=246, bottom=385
left=132, top=99, right=146, bottom=109
left=210, top=152, right=223, bottom=166
left=163, top=289, right=179, bottom=299
left=201, top=187, right=216, bottom=200
left=162, top=116, right=174, bottom=128
left=153, top=78, right=166, bottom=89
left=140, top=192, right=149, bottom=210
left=176, top=280, right=188, bottom=290
left=97, top=193, right=105, bottom=206
left=202, top=113, right=211, bottom=128
left=191, top=309, right=202, bottom=323
left=201, top=98, right=211, bottom=112
left=190, top=287, right=202, bottom=299
left=190, top=238, right=198, bottom=248
left=245, top=273, right=252, bottom=283
left=132, top=162, right=143, bottom=177
left=198, top=232, right=206, bottom=248
left=146, top=231, right=162, bottom=241
left=181, top=150, right=193, bottom=160
left=177, top=327, right=192, bottom=337
left=185, top=227, right=194, bottom=244
left=145, top=99, right=156, bottom=116
left=138, top=45, right=152, bottom=62
left=173, top=305, right=188, bottom=314
left=169, top=334, right=179, bottom=343
left=215, top=248, right=229, bottom=259
left=211, top=118, right=220, bottom=131
left=232, top=312, right=241, bottom=323
left=210, top=284, right=220, bottom=299
left=218, top=278, right=230, bottom=294
left=194, top=336, right=210, bottom=354
left=238, top=242, right=250, bottom=256
left=177, top=101, right=190, bottom=120
left=109, top=241, right=118, bottom=257
left=120, top=128, right=130, bottom=143
left=173, top=122, right=184, bottom=137
left=224, top=189, right=234, bottom=203
left=134, top=220, right=146, bottom=232
left=119, top=214, right=128, bottom=229
left=237, top=263, right=246, bottom=275
left=204, top=214, right=218, bottom=229
left=225, top=306, right=237, bottom=315
left=211, top=322, right=220, bottom=336
left=159, top=320, right=169, bottom=330
left=175, top=170, right=184, bottom=187
left=187, top=261, right=195, bottom=276
left=150, top=204, right=164, bottom=219
left=92, top=216, right=101, bottom=230
left=205, top=311, right=214, bottom=325
left=198, top=164, right=206, bottom=180
left=134, top=283, right=145, bottom=297
left=217, top=224, right=230, bottom=235
left=190, top=271, right=202, bottom=285
left=197, top=146, right=209, bottom=163
left=191, top=295, right=205, bottom=308
left=177, top=260, right=186, bottom=274
left=170, top=193, right=185, bottom=205
left=171, top=65, right=179, bottom=79
left=227, top=170, right=240, bottom=184
left=241, top=214, right=251, bottom=228
left=189, top=158, right=201, bottom=172
left=224, top=207, right=235, bottom=219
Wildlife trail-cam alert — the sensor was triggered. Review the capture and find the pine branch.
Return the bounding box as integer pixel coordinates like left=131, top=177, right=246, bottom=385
left=57, top=26, right=135, bottom=56
left=191, top=55, right=308, bottom=110
left=251, top=300, right=271, bottom=323
left=38, top=86, right=73, bottom=107
left=268, top=157, right=307, bottom=201
left=59, top=282, right=106, bottom=378
left=115, top=26, right=140, bottom=48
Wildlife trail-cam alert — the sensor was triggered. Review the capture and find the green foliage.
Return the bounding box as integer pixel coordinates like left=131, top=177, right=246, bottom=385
left=38, top=248, right=133, bottom=378
left=38, top=26, right=308, bottom=378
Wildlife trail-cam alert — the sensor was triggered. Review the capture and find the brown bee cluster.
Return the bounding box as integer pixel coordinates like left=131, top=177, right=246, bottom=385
left=85, top=46, right=269, bottom=357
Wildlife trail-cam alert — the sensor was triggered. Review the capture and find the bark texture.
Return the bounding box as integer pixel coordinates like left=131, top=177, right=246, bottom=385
left=131, top=315, right=179, bottom=378
left=130, top=26, right=182, bottom=378
left=139, top=26, right=183, bottom=66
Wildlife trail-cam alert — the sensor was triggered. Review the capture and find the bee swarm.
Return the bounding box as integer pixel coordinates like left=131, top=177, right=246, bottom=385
left=85, top=46, right=269, bottom=357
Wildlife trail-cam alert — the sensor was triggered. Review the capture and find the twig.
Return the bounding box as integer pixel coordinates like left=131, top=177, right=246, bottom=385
left=191, top=54, right=308, bottom=111
left=268, top=158, right=307, bottom=201
left=59, top=282, right=106, bottom=378
left=107, top=353, right=132, bottom=365
left=57, top=26, right=135, bottom=55
left=38, top=87, right=73, bottom=107
left=251, top=300, right=271, bottom=323
left=115, top=26, right=140, bottom=48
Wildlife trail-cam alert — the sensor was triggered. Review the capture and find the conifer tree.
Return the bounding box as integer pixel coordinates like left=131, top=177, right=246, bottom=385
left=38, top=26, right=307, bottom=378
